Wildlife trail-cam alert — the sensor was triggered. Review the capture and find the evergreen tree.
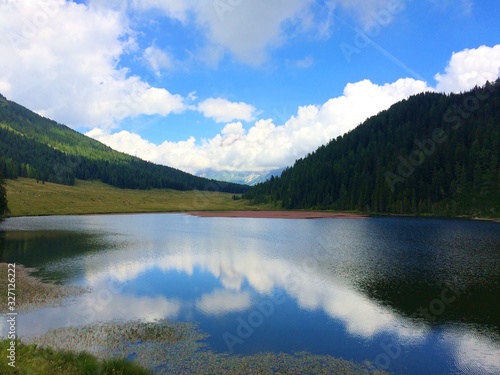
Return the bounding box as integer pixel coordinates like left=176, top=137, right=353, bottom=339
left=0, top=171, right=9, bottom=217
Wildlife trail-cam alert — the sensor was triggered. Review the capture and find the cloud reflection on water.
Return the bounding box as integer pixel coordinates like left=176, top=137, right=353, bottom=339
left=4, top=214, right=499, bottom=374
left=82, top=245, right=428, bottom=341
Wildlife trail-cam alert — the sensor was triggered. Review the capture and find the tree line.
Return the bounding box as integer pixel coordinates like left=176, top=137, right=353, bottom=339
left=244, top=80, right=500, bottom=217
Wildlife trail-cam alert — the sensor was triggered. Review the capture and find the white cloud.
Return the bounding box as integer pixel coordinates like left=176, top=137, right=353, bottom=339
left=144, top=45, right=173, bottom=76
left=190, top=0, right=408, bottom=65
left=435, top=45, right=500, bottom=93
left=91, top=0, right=407, bottom=67
left=0, top=1, right=185, bottom=129
left=3, top=2, right=498, bottom=178
left=87, top=78, right=431, bottom=173
left=0, top=0, right=414, bottom=132
left=193, top=0, right=314, bottom=65
left=89, top=0, right=320, bottom=66
left=198, top=98, right=257, bottom=123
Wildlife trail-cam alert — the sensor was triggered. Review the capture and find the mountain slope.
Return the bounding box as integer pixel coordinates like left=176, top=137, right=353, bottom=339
left=0, top=93, right=248, bottom=193
left=245, top=80, right=500, bottom=217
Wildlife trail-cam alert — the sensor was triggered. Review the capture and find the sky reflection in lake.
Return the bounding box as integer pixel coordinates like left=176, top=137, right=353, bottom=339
left=1, top=214, right=499, bottom=374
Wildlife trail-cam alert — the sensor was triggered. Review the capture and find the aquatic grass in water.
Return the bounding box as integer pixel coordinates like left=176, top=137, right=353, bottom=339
left=27, top=319, right=388, bottom=374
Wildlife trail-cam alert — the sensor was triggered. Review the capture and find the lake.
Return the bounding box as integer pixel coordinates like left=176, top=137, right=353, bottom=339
left=1, top=214, right=499, bottom=374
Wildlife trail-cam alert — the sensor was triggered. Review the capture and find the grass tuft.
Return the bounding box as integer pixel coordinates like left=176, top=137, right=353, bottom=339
left=0, top=340, right=151, bottom=375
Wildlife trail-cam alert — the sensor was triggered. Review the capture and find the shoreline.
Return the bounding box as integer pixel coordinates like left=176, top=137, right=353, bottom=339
left=188, top=210, right=368, bottom=219
left=3, top=210, right=499, bottom=222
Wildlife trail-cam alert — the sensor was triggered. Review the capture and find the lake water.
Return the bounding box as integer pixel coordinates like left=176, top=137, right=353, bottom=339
left=1, top=214, right=499, bottom=374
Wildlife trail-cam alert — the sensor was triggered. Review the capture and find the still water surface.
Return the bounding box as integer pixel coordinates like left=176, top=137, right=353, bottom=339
left=1, top=214, right=499, bottom=374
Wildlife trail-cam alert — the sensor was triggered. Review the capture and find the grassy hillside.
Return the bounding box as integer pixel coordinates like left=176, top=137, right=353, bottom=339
left=6, top=178, right=257, bottom=217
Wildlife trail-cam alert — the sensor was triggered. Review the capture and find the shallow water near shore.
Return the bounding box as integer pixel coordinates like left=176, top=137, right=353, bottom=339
left=1, top=213, right=499, bottom=374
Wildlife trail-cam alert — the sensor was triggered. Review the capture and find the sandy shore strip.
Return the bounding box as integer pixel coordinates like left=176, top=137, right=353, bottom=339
left=188, top=210, right=368, bottom=219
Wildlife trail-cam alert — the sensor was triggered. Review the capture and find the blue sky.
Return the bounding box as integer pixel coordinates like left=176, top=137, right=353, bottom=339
left=1, top=0, right=499, bottom=176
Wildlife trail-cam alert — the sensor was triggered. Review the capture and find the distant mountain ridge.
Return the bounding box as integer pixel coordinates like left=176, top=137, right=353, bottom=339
left=0, top=94, right=249, bottom=194
left=245, top=80, right=500, bottom=217
left=196, top=167, right=285, bottom=186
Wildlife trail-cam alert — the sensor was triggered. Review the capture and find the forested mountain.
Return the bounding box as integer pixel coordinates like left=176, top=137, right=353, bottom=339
left=0, top=93, right=248, bottom=193
left=245, top=80, right=500, bottom=217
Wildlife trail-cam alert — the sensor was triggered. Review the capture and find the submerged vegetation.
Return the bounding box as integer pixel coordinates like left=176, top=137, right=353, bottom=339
left=25, top=319, right=388, bottom=375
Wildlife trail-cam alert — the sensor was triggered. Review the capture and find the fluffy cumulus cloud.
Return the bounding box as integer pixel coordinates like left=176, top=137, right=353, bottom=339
left=435, top=45, right=500, bottom=93
left=0, top=0, right=372, bottom=131
left=87, top=78, right=431, bottom=173
left=0, top=0, right=185, bottom=129
left=0, top=0, right=414, bottom=132
left=197, top=98, right=257, bottom=123
left=88, top=43, right=500, bottom=175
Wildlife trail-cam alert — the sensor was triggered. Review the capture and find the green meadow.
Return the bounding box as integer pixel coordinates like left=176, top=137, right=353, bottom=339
left=5, top=178, right=264, bottom=217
